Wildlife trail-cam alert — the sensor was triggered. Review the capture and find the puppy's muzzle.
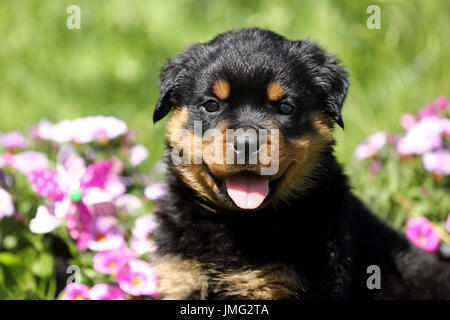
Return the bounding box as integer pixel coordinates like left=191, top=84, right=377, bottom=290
left=233, top=128, right=260, bottom=163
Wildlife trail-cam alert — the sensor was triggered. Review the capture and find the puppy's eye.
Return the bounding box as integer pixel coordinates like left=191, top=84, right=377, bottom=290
left=203, top=100, right=220, bottom=112
left=279, top=102, right=294, bottom=115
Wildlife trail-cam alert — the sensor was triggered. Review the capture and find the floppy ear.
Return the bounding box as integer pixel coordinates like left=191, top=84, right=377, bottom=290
left=153, top=52, right=191, bottom=123
left=319, top=52, right=348, bottom=129
left=297, top=41, right=349, bottom=129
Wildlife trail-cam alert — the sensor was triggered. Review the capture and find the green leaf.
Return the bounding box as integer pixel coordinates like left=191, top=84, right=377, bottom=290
left=0, top=252, right=22, bottom=266
left=31, top=252, right=54, bottom=278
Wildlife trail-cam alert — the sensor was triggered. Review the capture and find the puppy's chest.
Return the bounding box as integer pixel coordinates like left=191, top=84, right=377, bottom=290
left=155, top=255, right=305, bottom=299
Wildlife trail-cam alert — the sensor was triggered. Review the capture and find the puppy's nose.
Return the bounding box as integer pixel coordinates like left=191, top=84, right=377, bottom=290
left=233, top=130, right=260, bottom=162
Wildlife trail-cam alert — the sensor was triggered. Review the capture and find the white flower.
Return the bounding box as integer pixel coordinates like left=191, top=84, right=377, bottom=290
left=0, top=187, right=14, bottom=219
left=130, top=144, right=149, bottom=166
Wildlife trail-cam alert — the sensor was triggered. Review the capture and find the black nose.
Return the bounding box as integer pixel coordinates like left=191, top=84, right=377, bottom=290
left=233, top=129, right=260, bottom=163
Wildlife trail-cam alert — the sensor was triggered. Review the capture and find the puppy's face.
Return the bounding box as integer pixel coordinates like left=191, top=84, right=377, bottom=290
left=154, top=29, right=348, bottom=211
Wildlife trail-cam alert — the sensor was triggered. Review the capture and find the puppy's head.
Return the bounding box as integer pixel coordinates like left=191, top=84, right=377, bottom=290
left=154, top=28, right=348, bottom=211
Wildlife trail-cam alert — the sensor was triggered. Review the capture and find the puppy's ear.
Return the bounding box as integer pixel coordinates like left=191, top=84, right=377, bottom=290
left=297, top=40, right=349, bottom=129
left=153, top=52, right=190, bottom=123
left=319, top=52, right=348, bottom=129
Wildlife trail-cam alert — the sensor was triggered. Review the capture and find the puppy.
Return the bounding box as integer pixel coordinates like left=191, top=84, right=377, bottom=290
left=152, top=28, right=450, bottom=299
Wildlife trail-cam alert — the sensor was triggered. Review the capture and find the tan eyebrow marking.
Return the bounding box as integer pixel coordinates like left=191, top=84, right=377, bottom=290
left=267, top=81, right=285, bottom=101
left=213, top=79, right=230, bottom=100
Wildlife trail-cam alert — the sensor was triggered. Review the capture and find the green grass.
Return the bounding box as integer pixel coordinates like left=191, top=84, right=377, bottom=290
left=0, top=0, right=449, bottom=172
left=0, top=0, right=449, bottom=300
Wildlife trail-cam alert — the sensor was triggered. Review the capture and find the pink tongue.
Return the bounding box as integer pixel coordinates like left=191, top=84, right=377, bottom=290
left=225, top=173, right=269, bottom=210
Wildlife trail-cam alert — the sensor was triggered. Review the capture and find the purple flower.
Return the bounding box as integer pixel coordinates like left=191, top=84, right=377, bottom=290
left=130, top=144, right=149, bottom=166
left=422, top=150, right=450, bottom=176
left=406, top=217, right=440, bottom=252
left=354, top=132, right=387, bottom=160
left=0, top=187, right=14, bottom=219
left=144, top=182, right=167, bottom=201
left=0, top=131, right=28, bottom=150
left=397, top=117, right=448, bottom=155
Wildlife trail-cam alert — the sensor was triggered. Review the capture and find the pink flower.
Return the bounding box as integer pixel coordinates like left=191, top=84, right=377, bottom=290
left=0, top=187, right=14, bottom=219
left=418, top=97, right=450, bottom=120
left=130, top=215, right=158, bottom=255
left=400, top=113, right=417, bottom=130
left=88, top=284, right=125, bottom=300
left=422, top=150, right=450, bottom=176
left=130, top=144, right=149, bottom=166
left=144, top=182, right=167, bottom=201
left=434, top=97, right=450, bottom=110
left=115, top=259, right=158, bottom=297
left=397, top=118, right=448, bottom=155
left=61, top=283, right=90, bottom=300
left=88, top=216, right=125, bottom=252
left=0, top=131, right=28, bottom=150
left=132, top=215, right=158, bottom=238
left=418, top=106, right=438, bottom=120
left=115, top=194, right=142, bottom=215
left=406, top=217, right=440, bottom=252
left=354, top=132, right=387, bottom=160
left=93, top=249, right=132, bottom=274
left=4, top=151, right=49, bottom=175
left=28, top=145, right=116, bottom=250
left=446, top=213, right=450, bottom=233
left=34, top=116, right=127, bottom=144
left=104, top=175, right=127, bottom=199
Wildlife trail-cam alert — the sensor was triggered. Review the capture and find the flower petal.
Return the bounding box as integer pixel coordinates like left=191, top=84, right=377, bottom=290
left=29, top=205, right=61, bottom=234
left=57, top=144, right=86, bottom=188
left=29, top=169, right=65, bottom=201
left=80, top=160, right=112, bottom=189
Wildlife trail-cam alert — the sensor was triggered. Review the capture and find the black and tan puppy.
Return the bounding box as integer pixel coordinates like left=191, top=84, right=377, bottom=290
left=152, top=28, right=450, bottom=299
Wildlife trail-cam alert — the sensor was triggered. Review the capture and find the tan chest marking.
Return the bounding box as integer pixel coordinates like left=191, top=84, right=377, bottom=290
left=156, top=255, right=303, bottom=300
left=211, top=263, right=304, bottom=299
left=155, top=255, right=209, bottom=299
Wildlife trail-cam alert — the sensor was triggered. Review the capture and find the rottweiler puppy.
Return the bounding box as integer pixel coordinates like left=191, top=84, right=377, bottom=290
left=152, top=28, right=450, bottom=299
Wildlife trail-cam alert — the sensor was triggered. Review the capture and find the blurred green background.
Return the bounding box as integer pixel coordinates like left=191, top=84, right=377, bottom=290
left=0, top=0, right=449, bottom=300
left=0, top=0, right=449, bottom=168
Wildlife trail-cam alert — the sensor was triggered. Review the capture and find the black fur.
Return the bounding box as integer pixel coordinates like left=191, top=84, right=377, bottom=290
left=153, top=28, right=450, bottom=299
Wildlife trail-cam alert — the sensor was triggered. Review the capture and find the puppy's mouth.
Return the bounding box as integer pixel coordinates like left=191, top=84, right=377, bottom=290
left=205, top=166, right=289, bottom=210
left=225, top=173, right=269, bottom=210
